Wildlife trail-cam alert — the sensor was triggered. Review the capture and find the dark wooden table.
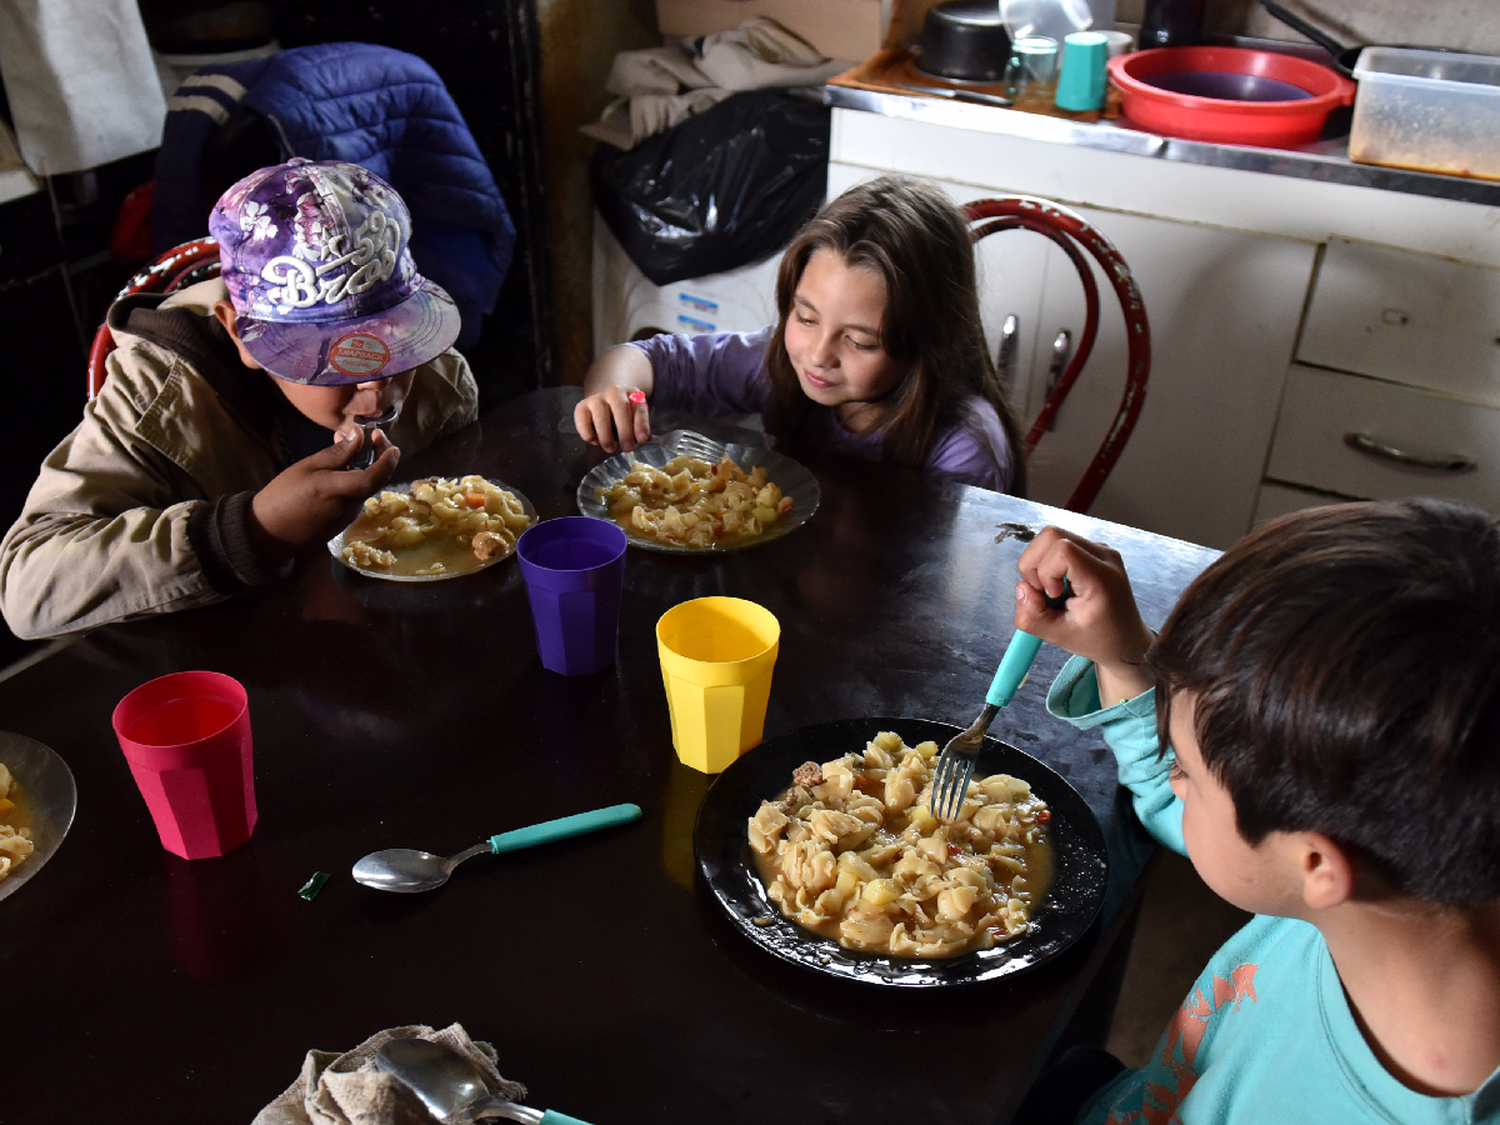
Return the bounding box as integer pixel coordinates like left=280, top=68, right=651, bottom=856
left=1, top=389, right=1218, bottom=1125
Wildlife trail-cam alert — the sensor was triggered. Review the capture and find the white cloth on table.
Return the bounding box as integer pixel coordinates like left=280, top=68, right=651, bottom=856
left=251, top=1022, right=527, bottom=1125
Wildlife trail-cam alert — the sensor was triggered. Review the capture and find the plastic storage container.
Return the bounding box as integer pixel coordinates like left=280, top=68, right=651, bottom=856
left=1350, top=47, right=1500, bottom=182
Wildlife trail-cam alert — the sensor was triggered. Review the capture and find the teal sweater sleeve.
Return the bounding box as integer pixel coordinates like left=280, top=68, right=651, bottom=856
left=1046, top=655, right=1185, bottom=856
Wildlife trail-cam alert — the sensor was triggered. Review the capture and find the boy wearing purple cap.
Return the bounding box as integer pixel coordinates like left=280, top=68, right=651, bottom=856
left=0, top=159, right=479, bottom=639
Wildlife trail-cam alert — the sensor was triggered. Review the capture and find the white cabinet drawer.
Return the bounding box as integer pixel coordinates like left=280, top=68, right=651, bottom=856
left=1252, top=482, right=1348, bottom=528
left=1298, top=238, right=1500, bottom=403
left=1266, top=365, right=1500, bottom=509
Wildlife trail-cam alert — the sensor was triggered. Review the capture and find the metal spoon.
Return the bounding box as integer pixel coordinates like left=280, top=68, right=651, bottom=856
left=375, top=1037, right=593, bottom=1124
left=348, top=405, right=400, bottom=470
left=352, top=803, right=641, bottom=893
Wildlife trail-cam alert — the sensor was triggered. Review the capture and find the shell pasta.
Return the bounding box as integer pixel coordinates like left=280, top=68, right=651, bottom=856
left=748, top=731, right=1053, bottom=959
left=0, top=763, right=34, bottom=881
left=597, top=454, right=791, bottom=548
left=340, top=475, right=532, bottom=575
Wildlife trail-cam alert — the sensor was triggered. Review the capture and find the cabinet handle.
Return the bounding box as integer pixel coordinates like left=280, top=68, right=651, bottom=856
left=997, top=314, right=1019, bottom=397
left=1043, top=330, right=1073, bottom=432
left=1343, top=432, right=1477, bottom=473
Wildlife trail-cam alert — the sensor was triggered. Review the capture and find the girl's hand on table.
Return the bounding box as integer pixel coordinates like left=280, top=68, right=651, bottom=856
left=250, top=429, right=399, bottom=565
left=575, top=384, right=651, bottom=454
left=575, top=345, right=655, bottom=453
left=1016, top=526, right=1157, bottom=703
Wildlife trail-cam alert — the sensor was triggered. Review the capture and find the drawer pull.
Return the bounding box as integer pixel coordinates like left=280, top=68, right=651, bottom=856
left=997, top=314, right=1019, bottom=396
left=1043, top=329, right=1073, bottom=432
left=1343, top=432, right=1477, bottom=473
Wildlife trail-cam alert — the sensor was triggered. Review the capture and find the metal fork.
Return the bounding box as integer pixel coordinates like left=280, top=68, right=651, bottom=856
left=663, top=429, right=729, bottom=464
left=930, top=584, right=1072, bottom=822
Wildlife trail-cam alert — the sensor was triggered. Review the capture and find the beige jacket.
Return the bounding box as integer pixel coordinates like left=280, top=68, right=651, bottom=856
left=0, top=280, right=479, bottom=639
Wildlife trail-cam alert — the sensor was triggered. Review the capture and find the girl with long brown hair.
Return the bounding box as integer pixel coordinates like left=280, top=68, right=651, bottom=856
left=576, top=175, right=1025, bottom=493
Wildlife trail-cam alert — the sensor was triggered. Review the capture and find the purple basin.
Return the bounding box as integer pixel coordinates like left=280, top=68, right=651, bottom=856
left=1144, top=70, right=1313, bottom=101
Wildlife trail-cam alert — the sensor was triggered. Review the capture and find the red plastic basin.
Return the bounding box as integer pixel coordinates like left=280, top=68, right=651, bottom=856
left=1108, top=46, right=1356, bottom=147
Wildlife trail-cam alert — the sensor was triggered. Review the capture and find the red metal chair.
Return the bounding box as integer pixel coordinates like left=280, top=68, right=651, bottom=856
left=86, top=236, right=222, bottom=399
left=964, top=197, right=1150, bottom=513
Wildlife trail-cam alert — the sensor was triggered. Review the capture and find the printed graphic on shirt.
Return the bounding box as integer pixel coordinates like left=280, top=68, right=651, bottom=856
left=1108, top=963, right=1259, bottom=1124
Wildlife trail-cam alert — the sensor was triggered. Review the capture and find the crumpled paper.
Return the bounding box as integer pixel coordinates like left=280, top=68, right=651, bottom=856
left=251, top=1022, right=527, bottom=1125
left=582, top=17, right=850, bottom=149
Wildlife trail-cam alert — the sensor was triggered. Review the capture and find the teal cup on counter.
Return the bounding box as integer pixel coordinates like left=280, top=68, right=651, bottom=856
left=1055, top=30, right=1110, bottom=111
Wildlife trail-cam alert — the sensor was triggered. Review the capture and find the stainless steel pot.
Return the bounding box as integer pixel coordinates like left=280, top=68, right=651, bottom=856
left=917, top=0, right=1013, bottom=83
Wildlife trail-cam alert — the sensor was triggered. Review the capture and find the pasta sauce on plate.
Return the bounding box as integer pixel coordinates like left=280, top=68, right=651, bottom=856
left=749, top=732, right=1054, bottom=959
left=596, top=454, right=791, bottom=549
left=0, top=762, right=35, bottom=881
left=337, top=476, right=533, bottom=578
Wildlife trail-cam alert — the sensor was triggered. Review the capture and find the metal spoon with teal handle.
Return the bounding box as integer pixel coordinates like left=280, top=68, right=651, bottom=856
left=376, top=1037, right=594, bottom=1124
left=930, top=582, right=1073, bottom=821
left=352, top=803, right=641, bottom=893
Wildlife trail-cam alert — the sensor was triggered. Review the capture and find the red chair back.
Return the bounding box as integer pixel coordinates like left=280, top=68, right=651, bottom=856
left=964, top=198, right=1150, bottom=513
left=87, top=237, right=222, bottom=399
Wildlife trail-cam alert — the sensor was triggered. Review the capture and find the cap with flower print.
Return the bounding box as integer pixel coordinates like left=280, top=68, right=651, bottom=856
left=208, top=158, right=460, bottom=385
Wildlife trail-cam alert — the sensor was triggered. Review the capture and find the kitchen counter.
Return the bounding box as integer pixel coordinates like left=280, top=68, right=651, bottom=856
left=823, top=83, right=1500, bottom=209
left=822, top=77, right=1500, bottom=548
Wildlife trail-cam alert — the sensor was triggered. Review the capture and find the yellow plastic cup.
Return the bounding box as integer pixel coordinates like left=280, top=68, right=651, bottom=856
left=656, top=597, right=780, bottom=774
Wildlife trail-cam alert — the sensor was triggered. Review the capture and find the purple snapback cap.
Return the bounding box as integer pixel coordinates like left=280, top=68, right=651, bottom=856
left=208, top=158, right=460, bottom=385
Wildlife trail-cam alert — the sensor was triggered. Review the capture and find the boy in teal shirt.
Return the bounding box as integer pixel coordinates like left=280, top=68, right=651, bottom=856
left=1015, top=500, right=1500, bottom=1124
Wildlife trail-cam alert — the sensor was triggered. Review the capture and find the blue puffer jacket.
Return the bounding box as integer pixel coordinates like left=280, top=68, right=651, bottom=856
left=153, top=41, right=515, bottom=350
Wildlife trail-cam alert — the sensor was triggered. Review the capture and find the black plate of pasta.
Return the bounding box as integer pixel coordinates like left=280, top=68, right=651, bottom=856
left=693, top=717, right=1108, bottom=987
left=576, top=430, right=820, bottom=553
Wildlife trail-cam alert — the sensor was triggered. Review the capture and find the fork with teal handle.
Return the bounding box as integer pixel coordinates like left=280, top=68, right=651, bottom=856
left=929, top=582, right=1072, bottom=822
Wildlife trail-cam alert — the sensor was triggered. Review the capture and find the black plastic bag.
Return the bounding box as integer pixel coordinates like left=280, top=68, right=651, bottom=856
left=591, top=90, right=831, bottom=286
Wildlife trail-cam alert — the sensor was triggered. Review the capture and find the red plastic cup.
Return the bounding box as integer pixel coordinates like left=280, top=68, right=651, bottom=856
left=112, top=671, right=257, bottom=860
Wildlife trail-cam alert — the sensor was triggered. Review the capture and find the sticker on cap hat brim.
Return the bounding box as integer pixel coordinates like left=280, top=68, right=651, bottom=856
left=327, top=332, right=391, bottom=378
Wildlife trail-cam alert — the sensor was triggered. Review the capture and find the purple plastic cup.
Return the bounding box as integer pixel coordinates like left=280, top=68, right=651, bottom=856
left=516, top=517, right=628, bottom=675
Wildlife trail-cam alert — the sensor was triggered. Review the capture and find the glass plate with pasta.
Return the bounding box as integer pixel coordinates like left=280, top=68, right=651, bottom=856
left=328, top=476, right=537, bottom=582
left=576, top=430, right=821, bottom=554
left=694, top=717, right=1108, bottom=987
left=0, top=732, right=76, bottom=903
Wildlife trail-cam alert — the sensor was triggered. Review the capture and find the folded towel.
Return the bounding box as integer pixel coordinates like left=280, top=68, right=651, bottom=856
left=252, top=1022, right=527, bottom=1125
left=695, top=18, right=843, bottom=89
left=582, top=17, right=849, bottom=149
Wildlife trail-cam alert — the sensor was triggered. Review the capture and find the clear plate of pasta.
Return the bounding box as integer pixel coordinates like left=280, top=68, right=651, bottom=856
left=0, top=732, right=76, bottom=903
left=576, top=430, right=820, bottom=553
left=694, top=717, right=1108, bottom=987
left=329, top=475, right=537, bottom=582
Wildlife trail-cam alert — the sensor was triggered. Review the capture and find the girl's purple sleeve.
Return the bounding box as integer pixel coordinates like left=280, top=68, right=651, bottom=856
left=624, top=328, right=775, bottom=416
left=926, top=398, right=1018, bottom=493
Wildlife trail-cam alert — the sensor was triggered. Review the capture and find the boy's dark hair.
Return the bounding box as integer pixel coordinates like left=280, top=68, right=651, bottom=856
left=1148, top=498, right=1500, bottom=909
left=762, top=175, right=1027, bottom=495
